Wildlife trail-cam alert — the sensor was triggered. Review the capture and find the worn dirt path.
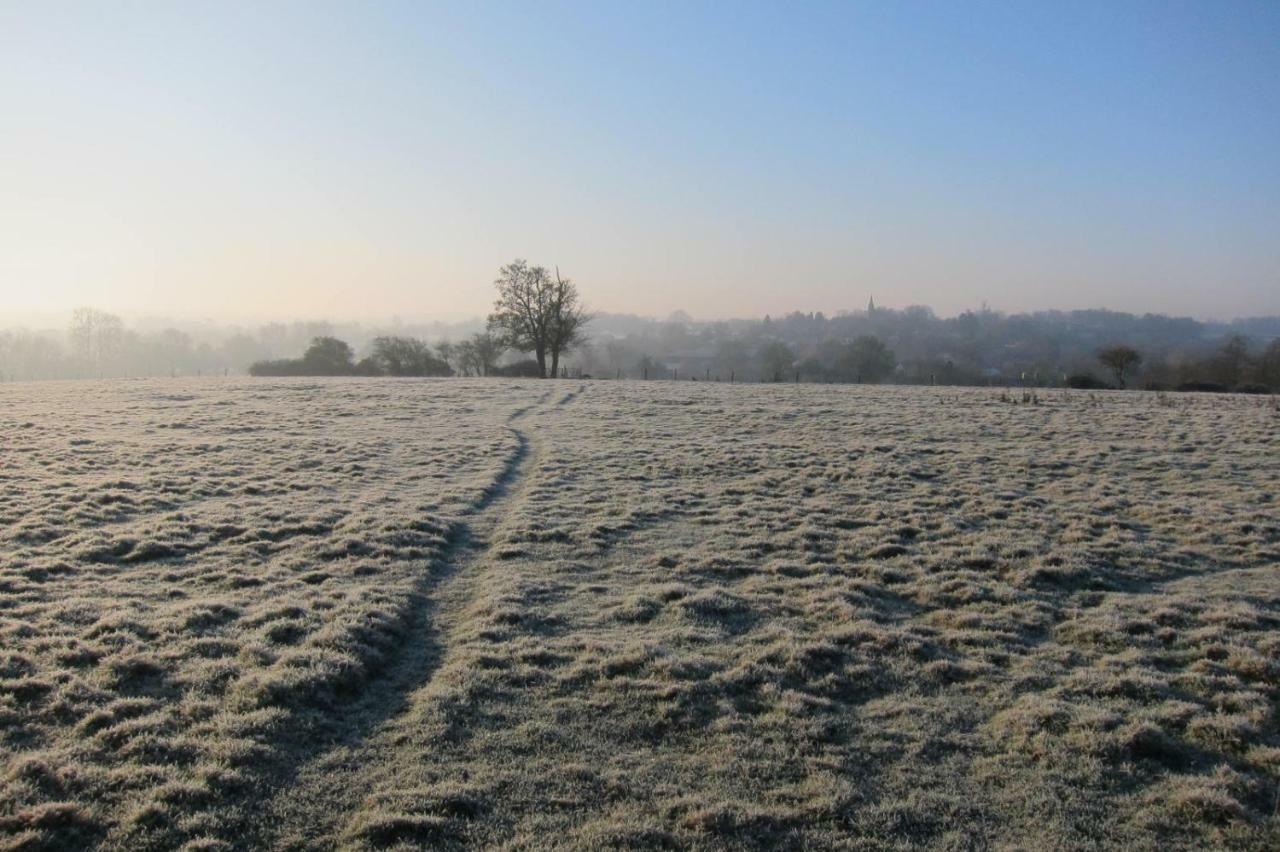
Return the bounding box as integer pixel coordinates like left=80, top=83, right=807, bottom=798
left=259, top=395, right=550, bottom=849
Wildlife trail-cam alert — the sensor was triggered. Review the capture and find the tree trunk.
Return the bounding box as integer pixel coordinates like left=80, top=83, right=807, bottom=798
left=536, top=348, right=547, bottom=378
left=550, top=350, right=560, bottom=379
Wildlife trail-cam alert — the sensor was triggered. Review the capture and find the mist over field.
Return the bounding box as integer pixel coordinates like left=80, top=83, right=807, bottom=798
left=4, top=304, right=1280, bottom=391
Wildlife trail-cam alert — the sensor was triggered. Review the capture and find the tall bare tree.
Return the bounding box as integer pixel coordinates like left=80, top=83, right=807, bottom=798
left=547, top=268, right=589, bottom=378
left=489, top=259, right=555, bottom=377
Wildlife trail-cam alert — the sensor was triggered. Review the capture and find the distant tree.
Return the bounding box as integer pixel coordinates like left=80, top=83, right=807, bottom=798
left=489, top=259, right=555, bottom=378
left=758, top=341, right=795, bottom=382
left=453, top=339, right=478, bottom=376
left=838, top=335, right=895, bottom=383
left=68, top=307, right=96, bottom=366
left=465, top=331, right=503, bottom=376
left=796, top=355, right=825, bottom=382
left=151, top=328, right=193, bottom=376
left=2, top=330, right=65, bottom=381
left=636, top=353, right=655, bottom=379
left=604, top=340, right=628, bottom=376
left=1097, top=344, right=1142, bottom=388
left=219, top=333, right=267, bottom=374
left=371, top=336, right=450, bottom=376
left=302, top=337, right=355, bottom=374
left=250, top=336, right=357, bottom=376
left=1256, top=339, right=1280, bottom=389
left=69, top=307, right=124, bottom=376
left=810, top=338, right=845, bottom=377
left=1209, top=334, right=1250, bottom=388
left=353, top=356, right=382, bottom=376
left=547, top=268, right=590, bottom=379
left=713, top=338, right=749, bottom=379
left=371, top=336, right=418, bottom=375
left=434, top=341, right=457, bottom=373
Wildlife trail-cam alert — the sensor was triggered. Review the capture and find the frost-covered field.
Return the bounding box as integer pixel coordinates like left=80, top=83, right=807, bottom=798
left=2, top=379, right=1277, bottom=850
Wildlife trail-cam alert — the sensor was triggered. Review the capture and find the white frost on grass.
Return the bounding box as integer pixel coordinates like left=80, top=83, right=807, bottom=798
left=1, top=379, right=1277, bottom=850
left=0, top=378, right=544, bottom=849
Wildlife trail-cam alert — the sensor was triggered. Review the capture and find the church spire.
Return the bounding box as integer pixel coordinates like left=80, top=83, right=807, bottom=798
left=867, top=294, right=876, bottom=314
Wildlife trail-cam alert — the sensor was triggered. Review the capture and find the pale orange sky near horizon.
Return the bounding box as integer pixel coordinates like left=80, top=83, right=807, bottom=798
left=3, top=3, right=1278, bottom=326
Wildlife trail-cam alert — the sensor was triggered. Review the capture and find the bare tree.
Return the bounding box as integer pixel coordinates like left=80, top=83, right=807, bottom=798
left=489, top=259, right=555, bottom=378
left=1097, top=344, right=1142, bottom=388
left=69, top=307, right=124, bottom=376
left=452, top=333, right=503, bottom=377
left=434, top=340, right=457, bottom=374
left=69, top=307, right=96, bottom=367
left=547, top=268, right=589, bottom=379
left=453, top=339, right=478, bottom=376
left=469, top=331, right=503, bottom=377
left=371, top=336, right=450, bottom=376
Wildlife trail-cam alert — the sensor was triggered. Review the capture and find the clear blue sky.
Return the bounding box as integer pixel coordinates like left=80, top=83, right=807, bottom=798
left=2, top=0, right=1278, bottom=322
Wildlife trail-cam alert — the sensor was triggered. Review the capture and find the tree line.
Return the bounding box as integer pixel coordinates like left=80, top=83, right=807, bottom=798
left=249, top=259, right=589, bottom=378
left=249, top=334, right=500, bottom=377
left=1079, top=336, right=1280, bottom=392
left=569, top=306, right=1280, bottom=391
left=4, top=287, right=1278, bottom=391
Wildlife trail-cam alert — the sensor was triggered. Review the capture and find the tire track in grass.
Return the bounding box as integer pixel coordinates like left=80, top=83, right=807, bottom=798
left=258, top=401, right=545, bottom=849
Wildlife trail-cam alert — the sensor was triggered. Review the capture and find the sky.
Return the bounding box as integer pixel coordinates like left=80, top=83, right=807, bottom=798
left=2, top=0, right=1278, bottom=324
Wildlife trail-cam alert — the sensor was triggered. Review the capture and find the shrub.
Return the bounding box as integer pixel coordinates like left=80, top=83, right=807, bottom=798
left=1066, top=374, right=1110, bottom=390
left=248, top=337, right=356, bottom=377
left=248, top=359, right=307, bottom=377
